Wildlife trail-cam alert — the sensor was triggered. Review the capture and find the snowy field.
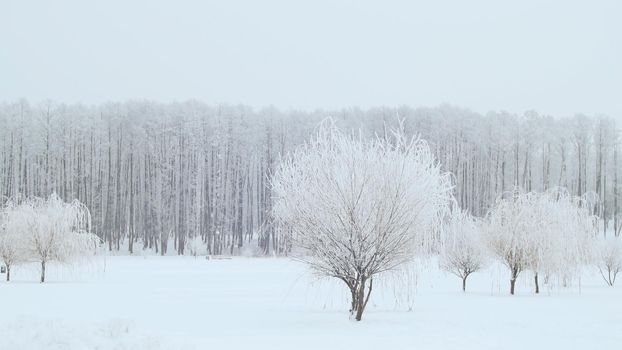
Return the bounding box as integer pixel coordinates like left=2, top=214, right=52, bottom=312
left=1, top=256, right=621, bottom=350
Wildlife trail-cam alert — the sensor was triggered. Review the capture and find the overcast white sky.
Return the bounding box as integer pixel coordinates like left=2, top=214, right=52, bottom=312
left=1, top=0, right=621, bottom=117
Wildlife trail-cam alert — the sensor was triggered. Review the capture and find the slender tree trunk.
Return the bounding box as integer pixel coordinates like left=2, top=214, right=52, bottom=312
left=462, top=275, right=467, bottom=292
left=354, top=277, right=372, bottom=321
left=349, top=285, right=357, bottom=313
left=40, top=260, right=46, bottom=283
left=6, top=265, right=10, bottom=282
left=534, top=272, right=539, bottom=294
left=510, top=267, right=519, bottom=295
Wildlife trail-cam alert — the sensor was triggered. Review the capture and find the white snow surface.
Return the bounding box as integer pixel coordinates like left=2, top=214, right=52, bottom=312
left=0, top=256, right=620, bottom=350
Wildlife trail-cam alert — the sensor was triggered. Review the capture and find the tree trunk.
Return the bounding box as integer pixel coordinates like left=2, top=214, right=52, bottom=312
left=350, top=287, right=357, bottom=313
left=534, top=272, right=539, bottom=294
left=510, top=267, right=519, bottom=295
left=608, top=268, right=614, bottom=286
left=354, top=280, right=366, bottom=321
left=6, top=265, right=10, bottom=282
left=40, top=260, right=46, bottom=283
left=462, top=275, right=467, bottom=292
left=347, top=276, right=373, bottom=321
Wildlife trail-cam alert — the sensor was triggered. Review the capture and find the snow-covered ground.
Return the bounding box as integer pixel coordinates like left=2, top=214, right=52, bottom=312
left=0, top=256, right=621, bottom=350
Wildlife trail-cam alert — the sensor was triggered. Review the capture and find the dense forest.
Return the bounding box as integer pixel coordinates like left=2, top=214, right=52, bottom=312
left=0, top=100, right=619, bottom=255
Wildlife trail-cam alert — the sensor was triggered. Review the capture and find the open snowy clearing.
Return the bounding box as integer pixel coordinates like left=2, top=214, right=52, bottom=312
left=0, top=256, right=620, bottom=350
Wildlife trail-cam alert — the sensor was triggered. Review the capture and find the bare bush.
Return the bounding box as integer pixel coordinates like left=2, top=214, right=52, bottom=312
left=595, top=240, right=622, bottom=286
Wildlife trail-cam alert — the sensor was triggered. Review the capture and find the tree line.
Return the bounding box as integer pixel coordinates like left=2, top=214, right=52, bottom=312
left=0, top=100, right=620, bottom=255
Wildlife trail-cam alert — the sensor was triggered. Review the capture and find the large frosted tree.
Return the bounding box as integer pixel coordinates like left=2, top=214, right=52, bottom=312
left=272, top=122, right=453, bottom=321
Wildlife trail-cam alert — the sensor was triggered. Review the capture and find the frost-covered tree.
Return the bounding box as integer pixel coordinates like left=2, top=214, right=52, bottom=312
left=486, top=189, right=596, bottom=294
left=17, top=194, right=100, bottom=282
left=525, top=189, right=595, bottom=292
left=595, top=239, right=622, bottom=286
left=0, top=201, right=29, bottom=281
left=272, top=122, right=453, bottom=321
left=0, top=229, right=22, bottom=281
left=186, top=235, right=204, bottom=257
left=486, top=191, right=532, bottom=295
left=439, top=208, right=486, bottom=292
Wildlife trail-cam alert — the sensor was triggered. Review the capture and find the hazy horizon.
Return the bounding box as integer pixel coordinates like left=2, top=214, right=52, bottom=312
left=2, top=0, right=621, bottom=118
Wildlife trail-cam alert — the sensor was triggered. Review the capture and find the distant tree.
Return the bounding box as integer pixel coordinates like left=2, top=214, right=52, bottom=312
left=272, top=121, right=452, bottom=321
left=486, top=191, right=532, bottom=295
left=526, top=189, right=595, bottom=292
left=18, top=194, right=100, bottom=282
left=595, top=240, right=622, bottom=286
left=486, top=188, right=596, bottom=295
left=0, top=200, right=29, bottom=281
left=439, top=208, right=486, bottom=292
left=186, top=235, right=204, bottom=257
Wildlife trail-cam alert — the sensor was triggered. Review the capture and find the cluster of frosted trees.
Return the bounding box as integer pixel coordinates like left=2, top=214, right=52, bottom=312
left=272, top=123, right=622, bottom=320
left=441, top=189, right=609, bottom=295
left=1, top=100, right=621, bottom=256
left=0, top=194, right=98, bottom=282
left=0, top=101, right=318, bottom=255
